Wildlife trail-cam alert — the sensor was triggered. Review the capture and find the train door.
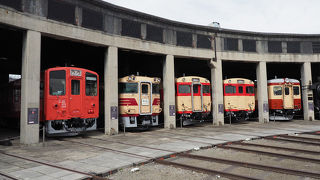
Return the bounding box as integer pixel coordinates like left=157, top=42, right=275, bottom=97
left=69, top=72, right=82, bottom=117
left=192, top=83, right=202, bottom=112
left=283, top=84, right=294, bottom=109
left=140, top=82, right=151, bottom=114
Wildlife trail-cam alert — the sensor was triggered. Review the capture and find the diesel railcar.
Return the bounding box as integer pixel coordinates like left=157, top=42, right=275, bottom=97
left=119, top=75, right=162, bottom=129
left=223, top=78, right=255, bottom=121
left=175, top=76, right=211, bottom=126
left=268, top=78, right=301, bottom=120
left=1, top=67, right=99, bottom=136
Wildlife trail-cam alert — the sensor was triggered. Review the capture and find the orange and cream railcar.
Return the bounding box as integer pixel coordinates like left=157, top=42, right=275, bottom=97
left=176, top=76, right=211, bottom=126
left=268, top=78, right=301, bottom=120
left=119, top=75, right=162, bottom=128
left=224, top=78, right=255, bottom=121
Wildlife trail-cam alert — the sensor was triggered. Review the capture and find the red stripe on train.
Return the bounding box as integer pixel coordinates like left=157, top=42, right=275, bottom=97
left=119, top=98, right=138, bottom=106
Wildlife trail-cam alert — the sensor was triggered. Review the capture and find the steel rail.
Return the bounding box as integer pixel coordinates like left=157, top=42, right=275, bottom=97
left=264, top=136, right=320, bottom=146
left=217, top=145, right=320, bottom=164
left=0, top=172, right=18, bottom=180
left=232, top=142, right=320, bottom=155
left=302, top=131, right=320, bottom=136
left=0, top=151, right=107, bottom=180
left=179, top=153, right=320, bottom=179
left=278, top=134, right=320, bottom=142
left=155, top=159, right=261, bottom=180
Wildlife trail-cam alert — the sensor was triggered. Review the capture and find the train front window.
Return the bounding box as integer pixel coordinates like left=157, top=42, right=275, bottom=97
left=119, top=83, right=138, bottom=93
left=273, top=86, right=282, bottom=96
left=142, top=84, right=148, bottom=94
left=179, top=85, right=190, bottom=94
left=203, top=85, right=210, bottom=94
left=86, top=72, right=97, bottom=96
left=49, top=70, right=66, bottom=96
left=246, top=86, right=254, bottom=94
left=238, top=86, right=243, bottom=94
left=225, top=85, right=236, bottom=94
left=71, top=80, right=80, bottom=95
left=193, top=85, right=199, bottom=93
left=293, top=86, right=300, bottom=95
left=152, top=84, right=160, bottom=94
left=285, top=87, right=290, bottom=95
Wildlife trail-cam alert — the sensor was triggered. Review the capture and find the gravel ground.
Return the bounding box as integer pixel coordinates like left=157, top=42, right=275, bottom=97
left=107, top=162, right=227, bottom=180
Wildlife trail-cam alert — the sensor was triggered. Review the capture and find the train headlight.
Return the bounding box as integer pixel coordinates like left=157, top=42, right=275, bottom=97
left=128, top=75, right=135, bottom=81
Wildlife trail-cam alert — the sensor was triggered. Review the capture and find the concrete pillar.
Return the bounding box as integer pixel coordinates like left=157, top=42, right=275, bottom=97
left=301, top=62, right=314, bottom=121
left=104, top=46, right=119, bottom=135
left=256, top=61, right=269, bottom=123
left=163, top=55, right=176, bottom=129
left=211, top=59, right=224, bottom=126
left=20, top=30, right=41, bottom=144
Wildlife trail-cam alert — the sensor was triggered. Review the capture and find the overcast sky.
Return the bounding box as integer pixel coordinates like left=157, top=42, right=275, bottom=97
left=103, top=0, right=319, bottom=34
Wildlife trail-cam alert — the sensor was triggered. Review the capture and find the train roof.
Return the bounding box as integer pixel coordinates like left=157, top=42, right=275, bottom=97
left=119, top=75, right=161, bottom=83
left=46, top=67, right=98, bottom=76
left=175, top=76, right=210, bottom=83
left=223, top=78, right=254, bottom=84
left=267, top=78, right=300, bottom=84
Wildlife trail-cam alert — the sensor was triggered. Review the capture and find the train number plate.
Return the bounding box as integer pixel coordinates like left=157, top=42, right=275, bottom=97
left=142, top=99, right=149, bottom=105
left=70, top=69, right=82, bottom=76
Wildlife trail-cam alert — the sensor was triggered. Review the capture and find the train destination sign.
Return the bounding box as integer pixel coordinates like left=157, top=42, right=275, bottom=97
left=70, top=69, right=82, bottom=76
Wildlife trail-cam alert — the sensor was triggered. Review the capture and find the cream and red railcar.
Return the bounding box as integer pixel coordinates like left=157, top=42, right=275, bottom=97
left=176, top=76, right=211, bottom=126
left=224, top=78, right=255, bottom=121
left=268, top=78, right=301, bottom=120
left=119, top=75, right=162, bottom=128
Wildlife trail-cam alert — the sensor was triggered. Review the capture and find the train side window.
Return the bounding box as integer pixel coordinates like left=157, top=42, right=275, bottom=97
left=203, top=85, right=210, bottom=94
left=49, top=70, right=66, bottom=96
left=246, top=86, right=254, bottom=94
left=238, top=86, right=243, bottom=94
left=119, top=83, right=138, bottom=93
left=293, top=86, right=300, bottom=95
left=273, top=86, right=282, bottom=96
left=225, top=85, right=236, bottom=94
left=86, top=72, right=97, bottom=96
left=285, top=87, right=290, bottom=95
left=142, top=84, right=148, bottom=94
left=71, top=80, right=80, bottom=95
left=152, top=84, right=160, bottom=94
left=193, top=85, right=199, bottom=93
left=179, top=85, right=190, bottom=94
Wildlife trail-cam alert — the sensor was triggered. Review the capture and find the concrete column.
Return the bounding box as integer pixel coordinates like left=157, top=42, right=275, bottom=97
left=20, top=30, right=41, bottom=144
left=256, top=61, right=269, bottom=123
left=301, top=62, right=314, bottom=121
left=104, top=46, right=119, bottom=135
left=163, top=55, right=176, bottom=129
left=211, top=59, right=224, bottom=126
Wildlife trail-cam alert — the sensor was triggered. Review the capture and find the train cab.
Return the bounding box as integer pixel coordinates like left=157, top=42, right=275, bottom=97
left=118, top=75, right=162, bottom=129
left=175, top=76, right=211, bottom=126
left=268, top=78, right=301, bottom=120
left=223, top=78, right=255, bottom=121
left=44, top=67, right=99, bottom=135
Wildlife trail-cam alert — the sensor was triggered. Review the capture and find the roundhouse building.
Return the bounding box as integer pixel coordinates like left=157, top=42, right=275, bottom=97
left=0, top=0, right=319, bottom=144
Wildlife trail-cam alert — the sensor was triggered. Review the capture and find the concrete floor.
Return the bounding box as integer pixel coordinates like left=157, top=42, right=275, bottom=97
left=0, top=120, right=319, bottom=180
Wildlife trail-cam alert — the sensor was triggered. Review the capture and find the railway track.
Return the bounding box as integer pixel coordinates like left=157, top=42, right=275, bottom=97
left=0, top=150, right=108, bottom=180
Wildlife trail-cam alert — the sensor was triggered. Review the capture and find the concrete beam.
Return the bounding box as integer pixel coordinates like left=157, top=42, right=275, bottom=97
left=163, top=55, right=176, bottom=129
left=256, top=61, right=269, bottom=123
left=301, top=62, right=314, bottom=121
left=20, top=30, right=41, bottom=144
left=211, top=59, right=224, bottom=126
left=104, top=46, right=119, bottom=135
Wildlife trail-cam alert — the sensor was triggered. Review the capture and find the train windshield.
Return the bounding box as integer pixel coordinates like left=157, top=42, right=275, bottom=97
left=203, top=85, right=210, bottom=94
left=273, top=86, right=282, bottom=95
left=49, top=70, right=66, bottom=96
left=246, top=86, right=254, bottom=94
left=293, top=86, right=300, bottom=95
left=225, top=85, right=236, bottom=94
left=119, top=83, right=138, bottom=93
left=86, top=72, right=97, bottom=96
left=152, top=84, right=160, bottom=94
left=179, top=85, right=191, bottom=93
left=238, top=86, right=243, bottom=94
